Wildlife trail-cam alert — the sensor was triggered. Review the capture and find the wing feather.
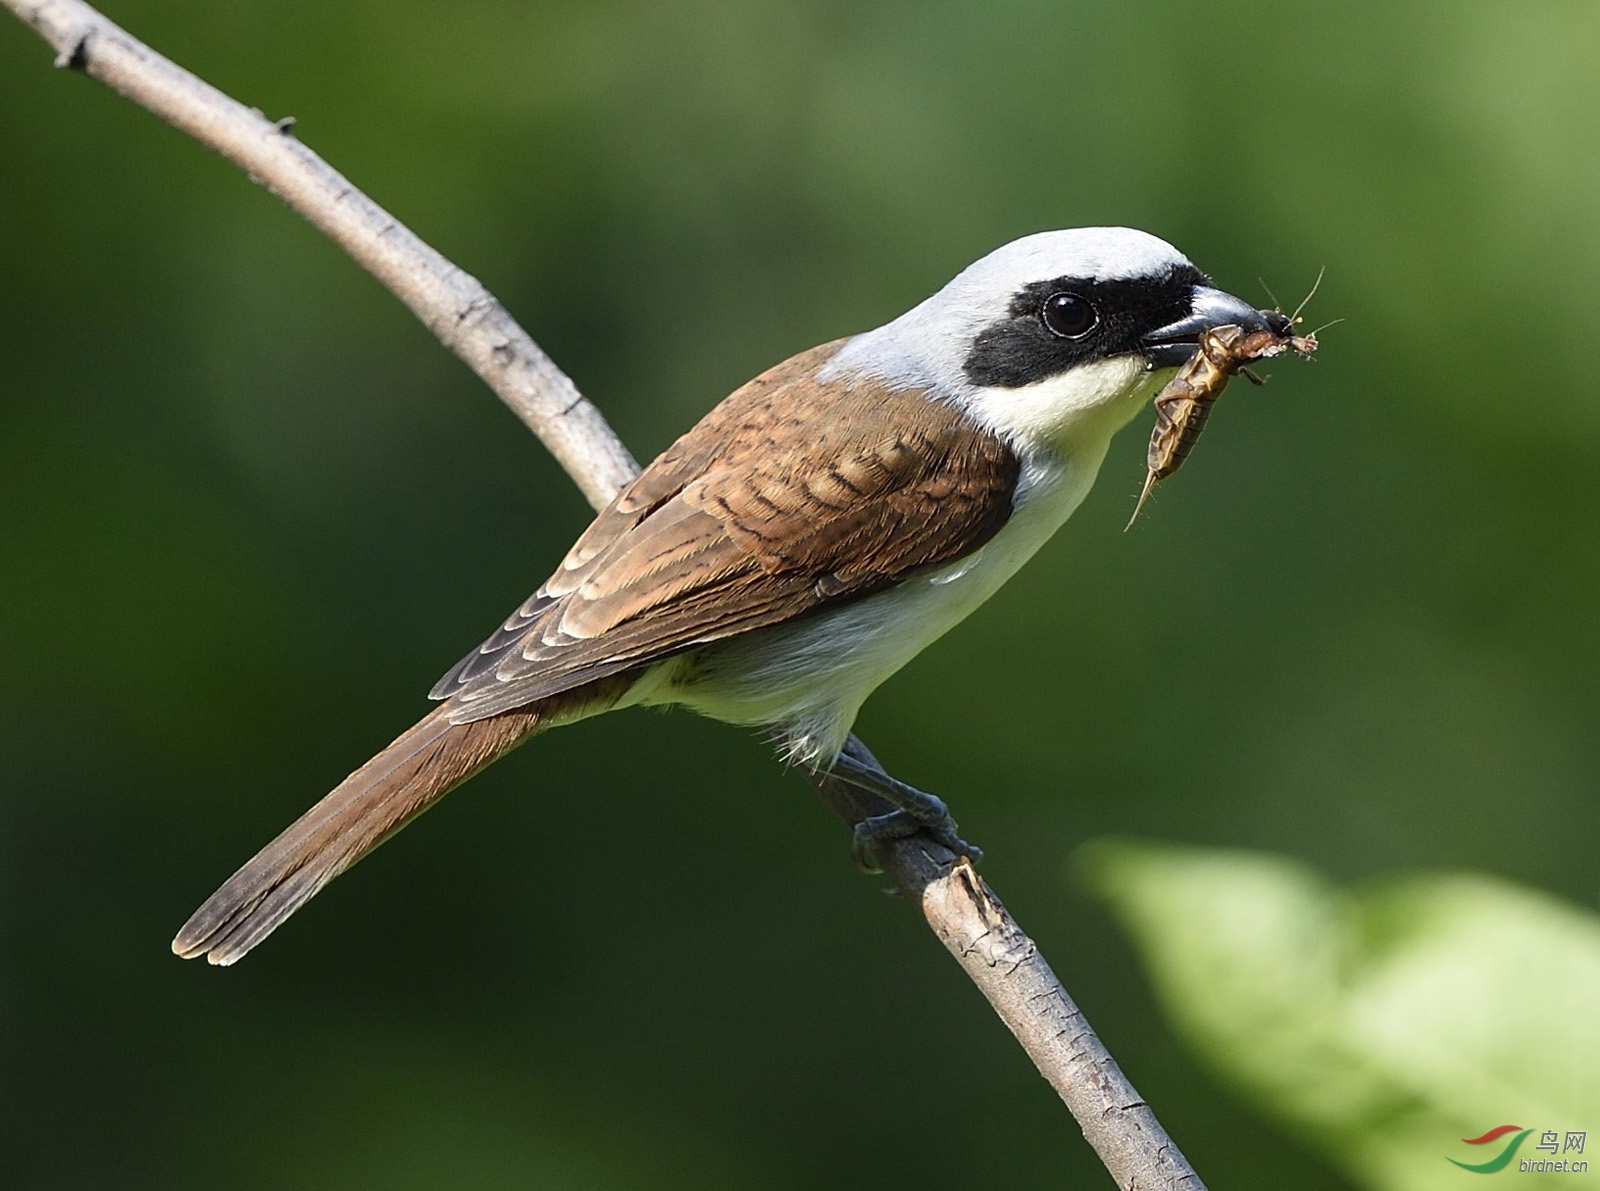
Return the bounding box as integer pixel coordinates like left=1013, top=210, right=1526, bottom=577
left=433, top=340, right=1020, bottom=723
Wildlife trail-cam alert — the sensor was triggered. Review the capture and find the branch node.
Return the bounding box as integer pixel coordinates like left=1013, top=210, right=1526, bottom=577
left=273, top=115, right=297, bottom=136
left=456, top=293, right=493, bottom=326
left=52, top=32, right=87, bottom=70
left=951, top=855, right=994, bottom=915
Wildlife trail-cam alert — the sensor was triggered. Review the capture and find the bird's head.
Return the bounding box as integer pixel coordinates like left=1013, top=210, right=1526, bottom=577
left=827, top=227, right=1282, bottom=458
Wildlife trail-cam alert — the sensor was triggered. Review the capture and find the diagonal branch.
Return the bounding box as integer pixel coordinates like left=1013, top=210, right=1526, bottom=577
left=3, top=2, right=1206, bottom=1186
left=6, top=0, right=639, bottom=511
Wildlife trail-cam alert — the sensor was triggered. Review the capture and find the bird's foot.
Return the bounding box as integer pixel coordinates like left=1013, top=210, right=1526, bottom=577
left=826, top=741, right=983, bottom=873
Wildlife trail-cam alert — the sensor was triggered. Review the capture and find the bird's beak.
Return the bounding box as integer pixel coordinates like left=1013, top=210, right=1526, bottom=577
left=1141, top=286, right=1290, bottom=368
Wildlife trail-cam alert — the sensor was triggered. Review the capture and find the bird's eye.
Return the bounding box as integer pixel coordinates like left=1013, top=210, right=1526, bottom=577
left=1041, top=292, right=1097, bottom=339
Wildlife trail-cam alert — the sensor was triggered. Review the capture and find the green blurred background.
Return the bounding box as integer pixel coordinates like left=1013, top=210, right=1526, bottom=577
left=3, top=2, right=1598, bottom=1187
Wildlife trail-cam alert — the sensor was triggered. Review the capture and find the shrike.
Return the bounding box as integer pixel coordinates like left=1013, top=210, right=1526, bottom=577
left=174, top=227, right=1287, bottom=965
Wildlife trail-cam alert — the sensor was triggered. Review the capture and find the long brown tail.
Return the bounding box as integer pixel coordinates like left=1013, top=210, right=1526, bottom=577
left=172, top=702, right=548, bottom=966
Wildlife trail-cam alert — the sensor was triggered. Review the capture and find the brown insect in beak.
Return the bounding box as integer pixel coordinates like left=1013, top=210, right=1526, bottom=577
left=1126, top=323, right=1317, bottom=529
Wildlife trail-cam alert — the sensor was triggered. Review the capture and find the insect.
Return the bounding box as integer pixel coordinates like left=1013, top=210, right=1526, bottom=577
left=1126, top=321, right=1318, bottom=529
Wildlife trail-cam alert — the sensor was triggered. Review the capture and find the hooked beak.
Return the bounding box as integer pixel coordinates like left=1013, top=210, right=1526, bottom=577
left=1142, top=286, right=1291, bottom=368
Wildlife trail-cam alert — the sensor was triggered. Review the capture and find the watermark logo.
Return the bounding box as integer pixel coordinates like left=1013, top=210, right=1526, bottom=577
left=1448, top=1126, right=1588, bottom=1175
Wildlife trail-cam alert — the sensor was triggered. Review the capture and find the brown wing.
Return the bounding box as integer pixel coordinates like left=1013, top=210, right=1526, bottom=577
left=430, top=340, right=1020, bottom=723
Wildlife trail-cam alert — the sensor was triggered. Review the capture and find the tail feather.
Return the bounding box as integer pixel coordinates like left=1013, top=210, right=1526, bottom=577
left=173, top=703, right=542, bottom=966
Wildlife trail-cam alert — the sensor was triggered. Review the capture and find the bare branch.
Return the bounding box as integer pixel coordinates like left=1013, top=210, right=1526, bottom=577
left=4, top=2, right=1207, bottom=1186
left=807, top=760, right=1205, bottom=1190
left=6, top=0, right=639, bottom=509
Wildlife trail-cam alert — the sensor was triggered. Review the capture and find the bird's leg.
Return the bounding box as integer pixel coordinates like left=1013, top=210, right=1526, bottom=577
left=826, top=736, right=983, bottom=871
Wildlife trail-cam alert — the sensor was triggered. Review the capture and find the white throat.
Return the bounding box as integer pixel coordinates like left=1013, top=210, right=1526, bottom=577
left=960, top=355, right=1169, bottom=459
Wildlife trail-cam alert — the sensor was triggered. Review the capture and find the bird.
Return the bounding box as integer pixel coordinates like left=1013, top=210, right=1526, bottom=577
left=172, top=226, right=1285, bottom=965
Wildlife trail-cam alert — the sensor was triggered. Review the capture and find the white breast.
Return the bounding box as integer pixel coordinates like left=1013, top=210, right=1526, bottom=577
left=636, top=339, right=1171, bottom=766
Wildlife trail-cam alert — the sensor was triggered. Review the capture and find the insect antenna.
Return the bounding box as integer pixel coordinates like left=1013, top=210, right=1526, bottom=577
left=1290, top=266, right=1326, bottom=326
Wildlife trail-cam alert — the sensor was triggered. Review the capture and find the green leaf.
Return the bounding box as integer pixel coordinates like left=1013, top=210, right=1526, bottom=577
left=1078, top=840, right=1600, bottom=1190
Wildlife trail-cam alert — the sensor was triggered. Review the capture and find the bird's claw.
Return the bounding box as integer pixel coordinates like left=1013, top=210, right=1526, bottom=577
left=850, top=806, right=984, bottom=873
left=826, top=741, right=983, bottom=871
